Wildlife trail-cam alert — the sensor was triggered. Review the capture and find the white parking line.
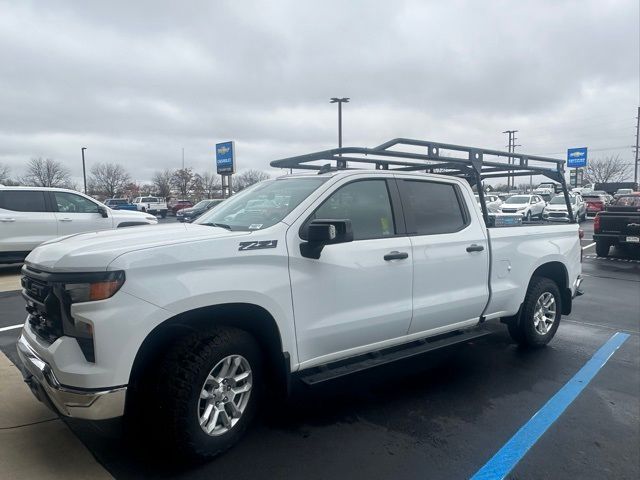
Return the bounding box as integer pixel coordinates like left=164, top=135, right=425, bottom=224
left=582, top=242, right=596, bottom=251
left=0, top=324, right=23, bottom=333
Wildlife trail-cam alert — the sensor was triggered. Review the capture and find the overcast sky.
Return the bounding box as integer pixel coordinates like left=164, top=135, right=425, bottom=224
left=0, top=0, right=638, bottom=185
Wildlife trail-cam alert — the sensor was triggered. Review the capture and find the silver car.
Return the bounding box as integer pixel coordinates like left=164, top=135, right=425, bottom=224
left=542, top=194, right=586, bottom=222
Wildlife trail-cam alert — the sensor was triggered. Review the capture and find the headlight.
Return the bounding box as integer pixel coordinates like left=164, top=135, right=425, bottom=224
left=517, top=206, right=526, bottom=210
left=63, top=271, right=125, bottom=303
left=145, top=216, right=157, bottom=221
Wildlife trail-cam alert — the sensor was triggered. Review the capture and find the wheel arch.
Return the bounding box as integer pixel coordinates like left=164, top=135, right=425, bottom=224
left=530, top=261, right=572, bottom=315
left=126, top=303, right=290, bottom=414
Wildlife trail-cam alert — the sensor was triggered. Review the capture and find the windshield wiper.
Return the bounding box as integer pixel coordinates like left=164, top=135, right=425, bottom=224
left=202, top=222, right=232, bottom=230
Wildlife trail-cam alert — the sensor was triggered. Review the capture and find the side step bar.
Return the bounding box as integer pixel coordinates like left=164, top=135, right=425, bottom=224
left=298, top=326, right=492, bottom=386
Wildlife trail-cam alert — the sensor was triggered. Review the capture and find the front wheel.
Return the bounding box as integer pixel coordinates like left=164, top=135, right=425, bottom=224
left=525, top=211, right=532, bottom=222
left=508, top=276, right=561, bottom=347
left=139, top=327, right=262, bottom=460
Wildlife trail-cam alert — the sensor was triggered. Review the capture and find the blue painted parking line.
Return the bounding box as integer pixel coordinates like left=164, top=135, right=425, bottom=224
left=471, top=332, right=630, bottom=480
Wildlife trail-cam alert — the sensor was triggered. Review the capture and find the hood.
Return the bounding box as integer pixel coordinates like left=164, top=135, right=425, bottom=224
left=112, top=209, right=155, bottom=219
left=179, top=206, right=203, bottom=215
left=25, top=223, right=249, bottom=271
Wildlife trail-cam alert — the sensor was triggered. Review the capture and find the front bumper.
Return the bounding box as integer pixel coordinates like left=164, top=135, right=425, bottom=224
left=16, top=334, right=126, bottom=420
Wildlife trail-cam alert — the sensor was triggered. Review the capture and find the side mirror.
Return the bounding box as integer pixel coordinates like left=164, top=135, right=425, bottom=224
left=97, top=206, right=109, bottom=218
left=300, top=219, right=353, bottom=259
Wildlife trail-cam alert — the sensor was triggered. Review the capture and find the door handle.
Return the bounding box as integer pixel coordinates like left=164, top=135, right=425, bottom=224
left=0, top=218, right=16, bottom=222
left=466, top=244, right=485, bottom=252
left=384, top=251, right=409, bottom=261
left=59, top=218, right=73, bottom=222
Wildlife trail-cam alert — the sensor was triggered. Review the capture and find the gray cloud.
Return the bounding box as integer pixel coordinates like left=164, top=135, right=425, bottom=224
left=0, top=0, right=637, bottom=184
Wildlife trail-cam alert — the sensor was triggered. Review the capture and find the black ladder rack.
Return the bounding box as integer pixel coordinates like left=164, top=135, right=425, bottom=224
left=270, top=137, right=576, bottom=224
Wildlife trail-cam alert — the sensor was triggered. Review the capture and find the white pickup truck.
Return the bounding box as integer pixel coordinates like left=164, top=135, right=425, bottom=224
left=16, top=140, right=583, bottom=460
left=132, top=196, right=168, bottom=218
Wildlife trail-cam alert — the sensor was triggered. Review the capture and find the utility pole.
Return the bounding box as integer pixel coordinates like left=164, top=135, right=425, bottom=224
left=634, top=106, right=639, bottom=186
left=81, top=147, right=87, bottom=194
left=330, top=97, right=349, bottom=169
left=503, top=130, right=520, bottom=189
left=182, top=147, right=185, bottom=170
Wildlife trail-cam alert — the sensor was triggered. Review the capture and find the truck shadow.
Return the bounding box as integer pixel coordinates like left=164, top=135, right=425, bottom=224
left=64, top=327, right=569, bottom=479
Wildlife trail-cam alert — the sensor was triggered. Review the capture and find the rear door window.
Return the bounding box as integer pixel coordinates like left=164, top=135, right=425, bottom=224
left=398, top=180, right=468, bottom=235
left=0, top=190, right=48, bottom=212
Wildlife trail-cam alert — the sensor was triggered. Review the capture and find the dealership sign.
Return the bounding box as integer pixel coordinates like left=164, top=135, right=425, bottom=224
left=567, top=147, right=587, bottom=168
left=216, top=141, right=235, bottom=174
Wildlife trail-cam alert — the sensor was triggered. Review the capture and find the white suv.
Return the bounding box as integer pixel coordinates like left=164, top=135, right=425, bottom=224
left=498, top=194, right=546, bottom=220
left=0, top=186, right=158, bottom=264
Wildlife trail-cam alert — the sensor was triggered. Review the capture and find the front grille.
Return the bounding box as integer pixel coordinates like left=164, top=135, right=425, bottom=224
left=549, top=212, right=566, bottom=217
left=22, top=273, right=63, bottom=344
left=501, top=209, right=518, bottom=213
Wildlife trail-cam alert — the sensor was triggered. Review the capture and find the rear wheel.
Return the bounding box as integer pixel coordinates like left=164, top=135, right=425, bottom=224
left=596, top=240, right=610, bottom=257
left=508, top=277, right=561, bottom=347
left=137, top=327, right=262, bottom=460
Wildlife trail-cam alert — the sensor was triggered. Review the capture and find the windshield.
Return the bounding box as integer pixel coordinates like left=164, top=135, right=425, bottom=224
left=613, top=196, right=640, bottom=207
left=504, top=195, right=530, bottom=204
left=549, top=196, right=575, bottom=205
left=193, top=200, right=212, bottom=209
left=195, top=177, right=328, bottom=230
left=142, top=197, right=158, bottom=202
left=616, top=189, right=632, bottom=194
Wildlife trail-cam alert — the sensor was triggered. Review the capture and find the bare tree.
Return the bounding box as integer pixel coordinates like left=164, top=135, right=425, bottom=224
left=88, top=162, right=131, bottom=198
left=584, top=155, right=631, bottom=184
left=21, top=157, right=71, bottom=187
left=171, top=168, right=197, bottom=198
left=152, top=169, right=173, bottom=199
left=0, top=163, right=9, bottom=184
left=235, top=170, right=270, bottom=191
left=198, top=171, right=220, bottom=198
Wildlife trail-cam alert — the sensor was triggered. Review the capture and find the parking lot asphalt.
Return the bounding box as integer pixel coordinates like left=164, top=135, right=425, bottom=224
left=0, top=218, right=638, bottom=479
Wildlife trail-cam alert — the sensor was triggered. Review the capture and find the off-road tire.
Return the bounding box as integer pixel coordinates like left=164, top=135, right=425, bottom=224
left=140, top=327, right=263, bottom=460
left=508, top=276, right=561, bottom=348
left=595, top=240, right=610, bottom=257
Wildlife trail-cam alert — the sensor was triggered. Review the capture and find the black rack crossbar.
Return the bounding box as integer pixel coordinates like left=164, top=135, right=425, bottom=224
left=270, top=137, right=576, bottom=223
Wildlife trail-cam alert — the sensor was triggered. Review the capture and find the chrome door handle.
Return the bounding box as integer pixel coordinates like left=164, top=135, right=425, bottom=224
left=384, top=251, right=409, bottom=261
left=466, top=244, right=485, bottom=252
left=59, top=218, right=73, bottom=222
left=0, top=218, right=16, bottom=222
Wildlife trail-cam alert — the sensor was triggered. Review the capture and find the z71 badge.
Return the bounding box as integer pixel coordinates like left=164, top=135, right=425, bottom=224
left=238, top=240, right=278, bottom=251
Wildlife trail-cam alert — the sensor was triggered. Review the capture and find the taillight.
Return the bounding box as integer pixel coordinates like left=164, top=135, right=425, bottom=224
left=593, top=214, right=601, bottom=233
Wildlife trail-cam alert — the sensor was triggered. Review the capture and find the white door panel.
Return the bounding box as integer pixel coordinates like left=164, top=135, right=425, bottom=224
left=288, top=236, right=413, bottom=363
left=408, top=229, right=489, bottom=333
left=0, top=210, right=58, bottom=251
left=52, top=191, right=113, bottom=235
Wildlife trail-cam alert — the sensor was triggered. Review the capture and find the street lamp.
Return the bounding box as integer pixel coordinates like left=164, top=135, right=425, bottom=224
left=81, top=147, right=87, bottom=194
left=330, top=97, right=349, bottom=168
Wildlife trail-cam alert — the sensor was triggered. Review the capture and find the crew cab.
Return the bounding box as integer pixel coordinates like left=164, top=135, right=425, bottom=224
left=132, top=196, right=168, bottom=218
left=15, top=140, right=583, bottom=460
left=0, top=186, right=157, bottom=264
left=593, top=193, right=640, bottom=257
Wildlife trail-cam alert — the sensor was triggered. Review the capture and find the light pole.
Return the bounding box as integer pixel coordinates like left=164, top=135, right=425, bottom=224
left=81, top=147, right=87, bottom=194
left=330, top=97, right=349, bottom=168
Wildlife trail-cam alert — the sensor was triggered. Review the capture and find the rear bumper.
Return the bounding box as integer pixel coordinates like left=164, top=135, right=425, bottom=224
left=593, top=233, right=640, bottom=245
left=16, top=334, right=126, bottom=420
